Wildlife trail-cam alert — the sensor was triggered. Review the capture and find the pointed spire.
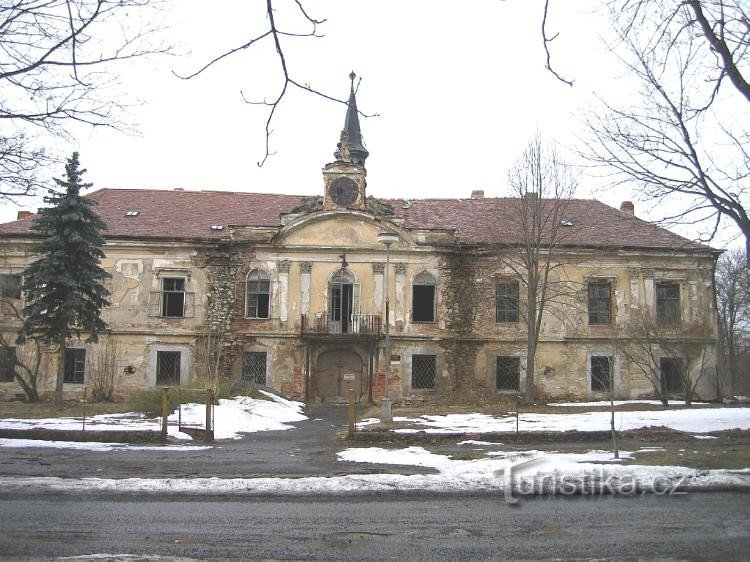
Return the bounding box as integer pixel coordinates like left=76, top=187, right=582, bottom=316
left=334, top=71, right=369, bottom=165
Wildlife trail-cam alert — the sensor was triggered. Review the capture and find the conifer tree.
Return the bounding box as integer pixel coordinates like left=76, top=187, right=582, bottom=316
left=18, top=153, right=110, bottom=404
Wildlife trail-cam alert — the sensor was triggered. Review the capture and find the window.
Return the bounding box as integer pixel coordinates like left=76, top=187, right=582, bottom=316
left=588, top=281, right=611, bottom=325
left=495, top=281, right=519, bottom=323
left=412, top=272, right=436, bottom=322
left=156, top=351, right=181, bottom=385
left=161, top=278, right=185, bottom=317
left=246, top=269, right=271, bottom=318
left=590, top=356, right=612, bottom=392
left=242, top=351, right=267, bottom=385
left=412, top=354, right=436, bottom=389
left=660, top=357, right=683, bottom=394
left=64, top=348, right=86, bottom=384
left=0, top=347, right=16, bottom=382
left=656, top=283, right=680, bottom=326
left=496, top=356, right=520, bottom=391
left=0, top=274, right=22, bottom=299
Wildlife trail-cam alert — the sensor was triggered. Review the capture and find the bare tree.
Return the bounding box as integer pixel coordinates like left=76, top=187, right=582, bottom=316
left=0, top=0, right=166, bottom=202
left=90, top=332, right=122, bottom=402
left=193, top=323, right=229, bottom=396
left=502, top=134, right=579, bottom=402
left=716, top=248, right=750, bottom=393
left=0, top=297, right=43, bottom=401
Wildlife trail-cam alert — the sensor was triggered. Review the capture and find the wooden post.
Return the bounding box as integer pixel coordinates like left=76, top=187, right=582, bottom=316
left=161, top=386, right=169, bottom=439
left=82, top=387, right=87, bottom=431
left=206, top=388, right=214, bottom=442
left=348, top=388, right=356, bottom=438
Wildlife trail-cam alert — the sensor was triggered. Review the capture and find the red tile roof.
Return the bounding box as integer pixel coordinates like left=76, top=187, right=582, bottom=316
left=0, top=188, right=710, bottom=252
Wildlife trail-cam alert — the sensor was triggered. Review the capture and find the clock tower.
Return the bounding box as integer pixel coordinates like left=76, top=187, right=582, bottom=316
left=323, top=72, right=368, bottom=211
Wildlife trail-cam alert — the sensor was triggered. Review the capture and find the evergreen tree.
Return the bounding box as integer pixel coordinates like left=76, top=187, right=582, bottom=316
left=17, top=153, right=110, bottom=404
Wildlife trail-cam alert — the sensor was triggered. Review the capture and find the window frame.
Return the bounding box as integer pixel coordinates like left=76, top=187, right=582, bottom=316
left=495, top=280, right=519, bottom=323
left=590, top=355, right=613, bottom=393
left=660, top=357, right=684, bottom=394
left=411, top=354, right=437, bottom=390
left=246, top=268, right=271, bottom=319
left=495, top=356, right=520, bottom=392
left=0, top=273, right=22, bottom=300
left=242, top=351, right=268, bottom=385
left=587, top=280, right=612, bottom=326
left=156, top=350, right=182, bottom=386
left=411, top=271, right=436, bottom=323
left=63, top=347, right=86, bottom=384
left=0, top=346, right=16, bottom=382
left=656, top=282, right=681, bottom=326
left=160, top=277, right=186, bottom=318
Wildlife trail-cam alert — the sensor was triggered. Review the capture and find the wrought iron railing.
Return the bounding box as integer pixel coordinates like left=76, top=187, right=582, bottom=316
left=301, top=313, right=381, bottom=336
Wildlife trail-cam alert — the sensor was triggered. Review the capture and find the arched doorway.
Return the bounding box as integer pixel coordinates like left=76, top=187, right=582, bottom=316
left=316, top=349, right=363, bottom=401
left=329, top=269, right=359, bottom=334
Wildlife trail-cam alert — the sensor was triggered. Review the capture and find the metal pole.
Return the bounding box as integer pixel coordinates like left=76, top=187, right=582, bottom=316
left=161, top=386, right=169, bottom=440
left=348, top=388, right=356, bottom=438
left=381, top=243, right=393, bottom=423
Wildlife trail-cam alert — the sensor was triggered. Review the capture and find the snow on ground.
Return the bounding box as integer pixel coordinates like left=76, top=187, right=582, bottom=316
left=0, top=438, right=211, bottom=452
left=358, top=407, right=750, bottom=434
left=0, top=391, right=308, bottom=444
left=549, top=400, right=674, bottom=407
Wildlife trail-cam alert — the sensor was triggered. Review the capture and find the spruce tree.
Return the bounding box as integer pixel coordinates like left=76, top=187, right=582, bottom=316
left=18, top=153, right=110, bottom=404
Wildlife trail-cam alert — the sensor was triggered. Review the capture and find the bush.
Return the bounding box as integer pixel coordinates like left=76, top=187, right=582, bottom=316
left=128, top=388, right=180, bottom=417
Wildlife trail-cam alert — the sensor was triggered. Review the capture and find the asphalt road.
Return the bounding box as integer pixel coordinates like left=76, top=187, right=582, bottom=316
left=0, top=492, right=747, bottom=560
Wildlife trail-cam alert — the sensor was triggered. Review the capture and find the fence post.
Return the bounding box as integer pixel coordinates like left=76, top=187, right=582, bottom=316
left=82, top=387, right=87, bottom=431
left=348, top=388, right=356, bottom=438
left=161, top=386, right=169, bottom=439
left=206, top=388, right=214, bottom=442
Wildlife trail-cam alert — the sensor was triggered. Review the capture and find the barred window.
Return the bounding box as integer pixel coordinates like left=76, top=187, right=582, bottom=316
left=0, top=274, right=22, bottom=299
left=495, top=281, right=519, bottom=323
left=161, top=278, right=185, bottom=318
left=0, top=347, right=16, bottom=382
left=243, top=351, right=267, bottom=385
left=412, top=354, right=436, bottom=389
left=496, top=356, right=520, bottom=391
left=156, top=351, right=181, bottom=385
left=412, top=272, right=436, bottom=322
left=656, top=283, right=680, bottom=326
left=64, top=348, right=86, bottom=384
left=246, top=269, right=271, bottom=318
left=660, top=357, right=683, bottom=394
left=590, top=356, right=612, bottom=392
left=588, top=281, right=611, bottom=325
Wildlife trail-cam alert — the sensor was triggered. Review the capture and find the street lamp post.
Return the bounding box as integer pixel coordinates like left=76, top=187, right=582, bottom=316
left=377, top=232, right=399, bottom=423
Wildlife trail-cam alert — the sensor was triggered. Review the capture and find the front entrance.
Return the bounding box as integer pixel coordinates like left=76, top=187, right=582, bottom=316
left=316, top=349, right=363, bottom=401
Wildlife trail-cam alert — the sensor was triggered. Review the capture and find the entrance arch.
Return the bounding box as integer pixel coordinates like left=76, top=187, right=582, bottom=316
left=316, top=349, right=363, bottom=401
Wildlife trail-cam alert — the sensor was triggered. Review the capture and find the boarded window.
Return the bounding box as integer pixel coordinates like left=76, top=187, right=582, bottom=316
left=588, top=281, right=611, bottom=325
left=496, top=356, right=520, bottom=391
left=0, top=347, right=16, bottom=382
left=156, top=351, right=181, bottom=385
left=243, top=351, right=267, bottom=385
left=246, top=269, right=271, bottom=318
left=660, top=357, right=684, bottom=394
left=64, top=348, right=86, bottom=384
left=0, top=274, right=21, bottom=299
left=412, top=272, right=436, bottom=322
left=412, top=354, right=436, bottom=389
left=495, top=281, right=519, bottom=323
left=656, top=283, right=680, bottom=326
left=161, top=278, right=185, bottom=317
left=590, top=356, right=612, bottom=392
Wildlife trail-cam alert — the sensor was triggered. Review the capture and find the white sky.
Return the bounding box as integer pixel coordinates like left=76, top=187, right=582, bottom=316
left=0, top=0, right=740, bottom=248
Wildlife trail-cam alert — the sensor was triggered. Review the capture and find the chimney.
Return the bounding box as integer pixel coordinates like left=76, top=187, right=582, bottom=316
left=620, top=201, right=635, bottom=215
left=16, top=211, right=32, bottom=220
left=471, top=190, right=484, bottom=199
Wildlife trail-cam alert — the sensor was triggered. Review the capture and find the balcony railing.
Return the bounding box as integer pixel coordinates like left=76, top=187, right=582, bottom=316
left=301, top=313, right=381, bottom=337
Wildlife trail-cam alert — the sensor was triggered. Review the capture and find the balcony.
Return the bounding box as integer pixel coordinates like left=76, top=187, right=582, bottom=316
left=301, top=313, right=381, bottom=340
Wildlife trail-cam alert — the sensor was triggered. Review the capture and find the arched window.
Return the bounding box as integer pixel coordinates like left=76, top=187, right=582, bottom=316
left=246, top=269, right=271, bottom=318
left=412, top=271, right=436, bottom=323
left=329, top=269, right=359, bottom=333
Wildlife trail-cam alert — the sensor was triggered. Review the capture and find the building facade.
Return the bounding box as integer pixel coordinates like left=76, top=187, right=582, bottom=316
left=0, top=87, right=721, bottom=403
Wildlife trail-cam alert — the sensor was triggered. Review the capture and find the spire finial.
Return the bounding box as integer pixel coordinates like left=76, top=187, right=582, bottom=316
left=349, top=71, right=356, bottom=92
left=333, top=71, right=369, bottom=165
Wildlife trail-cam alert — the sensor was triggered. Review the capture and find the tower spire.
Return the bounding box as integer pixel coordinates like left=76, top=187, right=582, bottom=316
left=334, top=71, right=369, bottom=165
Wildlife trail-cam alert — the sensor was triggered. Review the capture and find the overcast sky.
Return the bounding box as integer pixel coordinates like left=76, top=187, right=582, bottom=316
left=0, top=0, right=739, bottom=248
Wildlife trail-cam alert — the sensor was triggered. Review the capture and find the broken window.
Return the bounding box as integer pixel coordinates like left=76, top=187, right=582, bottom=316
left=412, top=271, right=436, bottom=323
left=156, top=351, right=181, bottom=385
left=590, top=356, right=612, bottom=392
left=64, top=348, right=86, bottom=384
left=656, top=283, right=680, bottom=326
left=242, top=351, right=267, bottom=385
left=0, top=274, right=22, bottom=299
left=660, top=357, right=684, bottom=394
left=246, top=269, right=271, bottom=318
left=0, top=347, right=16, bottom=382
left=412, top=354, right=436, bottom=389
left=161, top=277, right=186, bottom=318
left=496, top=356, right=520, bottom=391
left=588, top=280, right=611, bottom=325
left=495, top=281, right=519, bottom=323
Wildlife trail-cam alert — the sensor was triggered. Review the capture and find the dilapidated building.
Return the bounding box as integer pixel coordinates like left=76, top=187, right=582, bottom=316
left=0, top=84, right=721, bottom=404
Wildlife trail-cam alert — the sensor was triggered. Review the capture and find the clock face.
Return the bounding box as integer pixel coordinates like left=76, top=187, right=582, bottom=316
left=329, top=177, right=359, bottom=207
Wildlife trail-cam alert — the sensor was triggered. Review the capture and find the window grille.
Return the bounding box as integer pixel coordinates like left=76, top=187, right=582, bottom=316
left=247, top=269, right=271, bottom=318
left=656, top=283, right=680, bottom=326
left=161, top=278, right=186, bottom=317
left=64, top=348, right=86, bottom=384
left=156, top=351, right=181, bottom=385
left=412, top=272, right=436, bottom=322
left=243, top=351, right=267, bottom=385
left=496, top=356, right=520, bottom=391
left=412, top=354, right=436, bottom=389
left=496, top=281, right=519, bottom=323
left=588, top=281, right=611, bottom=325
left=660, top=357, right=684, bottom=394
left=590, top=356, right=612, bottom=392
left=0, top=274, right=22, bottom=299
left=0, top=347, right=16, bottom=382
